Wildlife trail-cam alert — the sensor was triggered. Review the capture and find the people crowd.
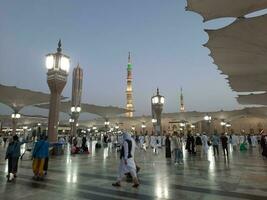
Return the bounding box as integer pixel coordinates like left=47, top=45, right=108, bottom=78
left=1, top=128, right=267, bottom=186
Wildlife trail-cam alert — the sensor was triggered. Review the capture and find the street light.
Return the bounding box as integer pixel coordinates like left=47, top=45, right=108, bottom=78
left=204, top=114, right=212, bottom=134
left=141, top=124, right=146, bottom=128
left=11, top=113, right=21, bottom=135
left=204, top=114, right=211, bottom=121
left=70, top=106, right=81, bottom=136
left=71, top=106, right=81, bottom=113
left=104, top=121, right=110, bottom=126
left=226, top=123, right=231, bottom=128
left=141, top=121, right=146, bottom=133
left=179, top=122, right=186, bottom=127
left=46, top=43, right=70, bottom=73
left=151, top=118, right=157, bottom=123
left=220, top=121, right=226, bottom=126
left=151, top=88, right=165, bottom=135
left=46, top=40, right=70, bottom=143
left=11, top=113, right=21, bottom=119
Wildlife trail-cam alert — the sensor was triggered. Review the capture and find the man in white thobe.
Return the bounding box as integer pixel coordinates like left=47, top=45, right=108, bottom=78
left=231, top=134, right=238, bottom=151
left=201, top=133, right=209, bottom=154
left=112, top=132, right=139, bottom=188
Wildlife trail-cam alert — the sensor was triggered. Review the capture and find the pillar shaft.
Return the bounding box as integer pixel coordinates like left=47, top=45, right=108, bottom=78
left=47, top=91, right=61, bottom=142
left=12, top=118, right=17, bottom=136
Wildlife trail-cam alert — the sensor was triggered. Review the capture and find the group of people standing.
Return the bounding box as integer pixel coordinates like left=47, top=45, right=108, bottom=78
left=5, top=134, right=49, bottom=182
left=184, top=131, right=267, bottom=158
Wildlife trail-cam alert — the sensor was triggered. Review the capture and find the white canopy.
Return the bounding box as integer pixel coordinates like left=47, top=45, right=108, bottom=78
left=36, top=100, right=130, bottom=119
left=187, top=1, right=267, bottom=106
left=187, top=0, right=267, bottom=21
left=238, top=93, right=267, bottom=105
left=0, top=114, right=47, bottom=127
left=78, top=107, right=267, bottom=128
left=0, top=84, right=52, bottom=112
left=204, top=15, right=267, bottom=93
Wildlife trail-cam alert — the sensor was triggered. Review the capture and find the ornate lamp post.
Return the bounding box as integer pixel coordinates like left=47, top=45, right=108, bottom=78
left=104, top=120, right=110, bottom=133
left=225, top=122, right=231, bottom=133
left=151, top=118, right=157, bottom=134
left=11, top=113, right=21, bottom=135
left=151, top=88, right=165, bottom=135
left=70, top=64, right=83, bottom=136
left=204, top=114, right=212, bottom=135
left=220, top=120, right=226, bottom=133
left=141, top=122, right=146, bottom=134
left=70, top=106, right=81, bottom=136
left=46, top=40, right=70, bottom=143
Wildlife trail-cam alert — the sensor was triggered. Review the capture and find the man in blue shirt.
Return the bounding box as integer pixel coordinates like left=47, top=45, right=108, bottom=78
left=211, top=131, right=220, bottom=156
left=32, top=135, right=49, bottom=180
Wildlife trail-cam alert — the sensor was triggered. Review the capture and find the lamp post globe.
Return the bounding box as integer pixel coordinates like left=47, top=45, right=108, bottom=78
left=46, top=40, right=70, bottom=143
left=151, top=88, right=165, bottom=135
left=203, top=114, right=212, bottom=135
left=11, top=112, right=21, bottom=135
left=70, top=105, right=82, bottom=136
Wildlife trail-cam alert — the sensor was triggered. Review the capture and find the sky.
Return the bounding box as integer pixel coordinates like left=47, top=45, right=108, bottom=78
left=0, top=0, right=244, bottom=118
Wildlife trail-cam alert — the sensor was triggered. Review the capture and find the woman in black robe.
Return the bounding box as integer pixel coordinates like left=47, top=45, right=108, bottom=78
left=261, top=135, right=267, bottom=158
left=165, top=135, right=171, bottom=158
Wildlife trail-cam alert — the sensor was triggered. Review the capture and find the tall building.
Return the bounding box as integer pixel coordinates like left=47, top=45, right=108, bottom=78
left=125, top=52, right=134, bottom=117
left=72, top=64, right=83, bottom=107
left=180, top=87, right=185, bottom=112
left=71, top=64, right=83, bottom=136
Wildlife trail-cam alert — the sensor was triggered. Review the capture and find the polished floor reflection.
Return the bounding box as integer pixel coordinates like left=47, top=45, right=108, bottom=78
left=0, top=142, right=267, bottom=200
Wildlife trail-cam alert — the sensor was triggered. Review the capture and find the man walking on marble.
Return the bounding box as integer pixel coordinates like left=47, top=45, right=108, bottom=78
left=112, top=132, right=140, bottom=188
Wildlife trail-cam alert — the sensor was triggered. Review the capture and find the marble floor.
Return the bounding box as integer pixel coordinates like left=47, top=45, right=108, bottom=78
left=0, top=142, right=267, bottom=200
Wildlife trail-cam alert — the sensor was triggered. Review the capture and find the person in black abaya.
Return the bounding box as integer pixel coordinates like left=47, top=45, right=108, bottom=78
left=165, top=134, right=171, bottom=158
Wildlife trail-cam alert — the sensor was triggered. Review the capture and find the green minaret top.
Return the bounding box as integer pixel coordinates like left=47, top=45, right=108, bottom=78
left=127, top=52, right=132, bottom=70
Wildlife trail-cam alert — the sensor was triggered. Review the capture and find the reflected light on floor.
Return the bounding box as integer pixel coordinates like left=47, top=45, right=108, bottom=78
left=103, top=147, right=109, bottom=159
left=20, top=143, right=26, bottom=155
left=208, top=148, right=215, bottom=172
left=66, top=170, right=78, bottom=183
left=4, top=160, right=8, bottom=173
left=155, top=184, right=169, bottom=199
left=91, top=141, right=97, bottom=156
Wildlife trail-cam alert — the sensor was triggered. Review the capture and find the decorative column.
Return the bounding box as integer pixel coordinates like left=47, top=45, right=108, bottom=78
left=46, top=40, right=70, bottom=143
left=151, top=88, right=165, bottom=135
left=70, top=64, right=83, bottom=136
left=11, top=112, right=21, bottom=135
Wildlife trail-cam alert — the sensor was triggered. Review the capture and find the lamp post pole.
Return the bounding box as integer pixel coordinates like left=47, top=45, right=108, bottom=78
left=141, top=122, right=146, bottom=134
left=204, top=114, right=212, bottom=135
left=46, top=40, right=70, bottom=143
left=104, top=120, right=110, bottom=134
left=11, top=112, right=21, bottom=136
left=151, top=88, right=165, bottom=136
left=220, top=120, right=226, bottom=133
left=70, top=106, right=81, bottom=136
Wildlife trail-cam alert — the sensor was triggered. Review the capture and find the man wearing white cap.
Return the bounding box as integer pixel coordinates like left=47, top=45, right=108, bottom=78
left=112, top=132, right=140, bottom=188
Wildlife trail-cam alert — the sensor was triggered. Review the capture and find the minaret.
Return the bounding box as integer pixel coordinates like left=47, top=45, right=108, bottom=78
left=71, top=63, right=83, bottom=136
left=72, top=63, right=83, bottom=107
left=126, top=52, right=134, bottom=117
left=180, top=87, right=185, bottom=112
